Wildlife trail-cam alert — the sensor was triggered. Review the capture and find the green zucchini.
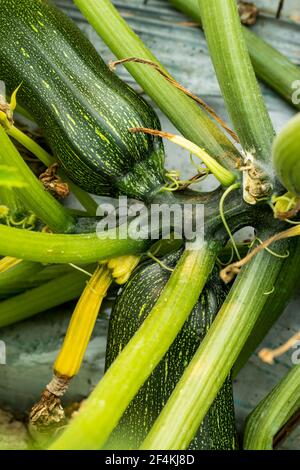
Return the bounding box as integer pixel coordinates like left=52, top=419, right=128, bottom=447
left=273, top=113, right=300, bottom=196
left=105, top=250, right=238, bottom=450
left=0, top=0, right=166, bottom=202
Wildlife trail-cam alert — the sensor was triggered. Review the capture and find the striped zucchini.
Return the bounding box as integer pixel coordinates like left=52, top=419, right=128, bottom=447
left=0, top=0, right=166, bottom=202
left=105, top=251, right=238, bottom=450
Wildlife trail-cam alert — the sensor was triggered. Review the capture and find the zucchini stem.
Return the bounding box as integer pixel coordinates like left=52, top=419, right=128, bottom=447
left=49, top=242, right=219, bottom=449
left=30, top=264, right=112, bottom=434
left=0, top=127, right=75, bottom=233
left=0, top=256, right=22, bottom=273
left=30, top=256, right=140, bottom=433
left=7, top=125, right=98, bottom=216
left=198, top=0, right=276, bottom=203
left=0, top=269, right=91, bottom=329
left=234, top=238, right=300, bottom=375
left=141, top=234, right=288, bottom=449
left=170, top=0, right=300, bottom=111
left=130, top=128, right=236, bottom=187
left=0, top=224, right=149, bottom=264
left=0, top=259, right=43, bottom=296
left=244, top=362, right=300, bottom=450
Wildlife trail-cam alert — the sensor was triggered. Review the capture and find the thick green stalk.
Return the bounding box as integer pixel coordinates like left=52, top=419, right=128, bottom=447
left=49, top=242, right=219, bottom=449
left=73, top=0, right=241, bottom=174
left=7, top=126, right=98, bottom=216
left=7, top=126, right=53, bottom=167
left=170, top=0, right=300, bottom=111
left=234, top=237, right=300, bottom=375
left=243, top=28, right=300, bottom=112
left=198, top=0, right=275, bottom=202
left=0, top=186, right=23, bottom=215
left=31, top=263, right=85, bottom=283
left=0, top=260, right=43, bottom=295
left=244, top=364, right=300, bottom=449
left=141, top=236, right=286, bottom=449
left=0, top=270, right=89, bottom=328
left=0, top=159, right=24, bottom=215
left=0, top=260, right=79, bottom=296
left=0, top=127, right=75, bottom=232
left=0, top=224, right=149, bottom=264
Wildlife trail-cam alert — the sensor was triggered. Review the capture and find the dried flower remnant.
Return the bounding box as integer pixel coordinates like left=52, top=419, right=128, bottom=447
left=238, top=1, right=259, bottom=26
left=39, top=163, right=70, bottom=199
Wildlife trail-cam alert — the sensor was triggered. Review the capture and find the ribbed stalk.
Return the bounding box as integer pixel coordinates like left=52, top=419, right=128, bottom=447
left=0, top=157, right=25, bottom=215
left=49, top=242, right=219, bottom=449
left=0, top=256, right=22, bottom=273
left=0, top=127, right=75, bottom=233
left=243, top=28, right=300, bottom=112
left=0, top=270, right=89, bottom=328
left=7, top=126, right=53, bottom=168
left=131, top=128, right=235, bottom=185
left=7, top=126, right=98, bottom=215
left=0, top=261, right=78, bottom=296
left=0, top=261, right=47, bottom=295
left=234, top=237, right=300, bottom=375
left=198, top=0, right=275, bottom=203
left=273, top=113, right=300, bottom=196
left=244, top=363, right=300, bottom=449
left=29, top=256, right=141, bottom=433
left=54, top=256, right=140, bottom=379
left=170, top=0, right=300, bottom=111
left=0, top=186, right=24, bottom=216
left=54, top=265, right=112, bottom=378
left=73, top=0, right=241, bottom=174
left=0, top=224, right=149, bottom=264
left=141, top=235, right=287, bottom=449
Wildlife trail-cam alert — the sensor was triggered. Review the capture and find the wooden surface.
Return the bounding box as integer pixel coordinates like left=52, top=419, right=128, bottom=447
left=0, top=0, right=299, bottom=449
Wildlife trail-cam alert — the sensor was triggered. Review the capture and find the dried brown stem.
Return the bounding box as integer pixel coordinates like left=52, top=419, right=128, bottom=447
left=177, top=170, right=209, bottom=191
left=110, top=57, right=239, bottom=143
left=29, top=390, right=65, bottom=433
left=29, top=374, right=70, bottom=434
left=259, top=331, right=300, bottom=364
left=238, top=1, right=259, bottom=25
left=220, top=225, right=300, bottom=283
left=39, top=163, right=70, bottom=199
left=276, top=199, right=300, bottom=220
left=130, top=127, right=173, bottom=139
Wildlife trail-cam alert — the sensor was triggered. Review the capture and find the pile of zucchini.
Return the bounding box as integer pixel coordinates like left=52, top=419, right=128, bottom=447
left=0, top=0, right=299, bottom=451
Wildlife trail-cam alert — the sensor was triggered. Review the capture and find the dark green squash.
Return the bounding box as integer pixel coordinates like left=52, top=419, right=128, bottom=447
left=0, top=0, right=166, bottom=202
left=105, top=250, right=238, bottom=450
